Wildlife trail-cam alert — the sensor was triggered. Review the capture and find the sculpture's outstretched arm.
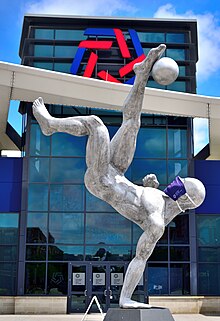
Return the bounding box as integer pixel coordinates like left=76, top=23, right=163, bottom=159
left=109, top=44, right=166, bottom=174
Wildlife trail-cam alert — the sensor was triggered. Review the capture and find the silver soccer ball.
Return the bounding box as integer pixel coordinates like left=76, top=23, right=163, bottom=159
left=152, top=57, right=179, bottom=86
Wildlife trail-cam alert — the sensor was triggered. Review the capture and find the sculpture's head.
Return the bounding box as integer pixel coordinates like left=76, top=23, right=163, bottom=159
left=175, top=177, right=206, bottom=212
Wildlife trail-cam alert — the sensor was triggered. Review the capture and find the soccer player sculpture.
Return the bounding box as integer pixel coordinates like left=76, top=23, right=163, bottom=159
left=32, top=44, right=205, bottom=309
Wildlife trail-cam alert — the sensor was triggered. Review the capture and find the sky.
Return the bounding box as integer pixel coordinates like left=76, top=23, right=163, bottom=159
left=1, top=0, right=220, bottom=154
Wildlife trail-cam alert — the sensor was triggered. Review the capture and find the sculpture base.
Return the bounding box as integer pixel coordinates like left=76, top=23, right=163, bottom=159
left=103, top=307, right=175, bottom=321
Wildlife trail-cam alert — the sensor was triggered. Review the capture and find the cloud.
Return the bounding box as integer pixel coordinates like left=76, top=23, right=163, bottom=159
left=193, top=118, right=209, bottom=155
left=25, top=0, right=137, bottom=16
left=154, top=3, right=220, bottom=81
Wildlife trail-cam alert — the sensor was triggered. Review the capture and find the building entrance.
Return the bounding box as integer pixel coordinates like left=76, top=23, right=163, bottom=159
left=68, top=262, right=127, bottom=313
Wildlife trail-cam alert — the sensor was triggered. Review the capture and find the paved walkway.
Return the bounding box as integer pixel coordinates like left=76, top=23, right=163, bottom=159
left=0, top=314, right=220, bottom=321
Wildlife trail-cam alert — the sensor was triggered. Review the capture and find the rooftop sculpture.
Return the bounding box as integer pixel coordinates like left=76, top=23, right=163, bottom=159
left=33, top=44, right=205, bottom=309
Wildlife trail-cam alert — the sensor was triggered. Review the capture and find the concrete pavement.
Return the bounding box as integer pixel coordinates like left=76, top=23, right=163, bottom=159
left=0, top=314, right=220, bottom=321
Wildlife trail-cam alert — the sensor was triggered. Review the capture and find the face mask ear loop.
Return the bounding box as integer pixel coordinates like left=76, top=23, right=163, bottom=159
left=186, top=193, right=197, bottom=207
left=176, top=200, right=185, bottom=213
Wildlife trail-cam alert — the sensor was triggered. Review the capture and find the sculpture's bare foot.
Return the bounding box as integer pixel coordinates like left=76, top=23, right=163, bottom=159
left=120, top=299, right=152, bottom=309
left=133, top=44, right=166, bottom=75
left=32, top=97, right=55, bottom=136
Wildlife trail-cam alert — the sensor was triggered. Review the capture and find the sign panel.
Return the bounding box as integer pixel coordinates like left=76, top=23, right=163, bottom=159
left=111, top=272, right=123, bottom=286
left=93, top=272, right=105, bottom=286
left=72, top=272, right=85, bottom=286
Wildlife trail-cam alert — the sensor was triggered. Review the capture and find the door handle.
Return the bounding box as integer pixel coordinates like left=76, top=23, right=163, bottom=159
left=109, top=289, right=113, bottom=299
left=84, top=289, right=87, bottom=297
left=104, top=289, right=107, bottom=297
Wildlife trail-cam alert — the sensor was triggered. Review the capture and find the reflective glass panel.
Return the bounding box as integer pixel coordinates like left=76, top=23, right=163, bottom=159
left=0, top=213, right=18, bottom=244
left=27, top=212, right=47, bottom=243
left=26, top=245, right=46, bottom=261
left=149, top=246, right=168, bottom=262
left=0, top=245, right=17, bottom=261
left=134, top=128, right=166, bottom=158
left=54, top=46, right=78, bottom=58
left=34, top=45, right=53, bottom=57
left=30, top=124, right=50, bottom=156
left=179, top=66, right=186, bottom=76
left=35, top=29, right=54, bottom=39
left=166, top=49, right=186, bottom=60
left=48, top=245, right=84, bottom=261
left=198, top=263, right=220, bottom=295
left=86, top=190, right=115, bottom=212
left=55, top=29, right=87, bottom=40
left=29, top=158, right=49, bottom=182
left=168, top=128, right=187, bottom=158
left=170, top=246, right=190, bottom=261
left=47, top=263, right=68, bottom=295
left=170, top=263, right=190, bottom=294
left=132, top=159, right=167, bottom=185
left=198, top=247, right=220, bottom=262
left=50, top=185, right=84, bottom=211
left=167, top=81, right=186, bottom=92
left=148, top=263, right=168, bottom=295
left=33, top=62, right=53, bottom=70
left=137, top=32, right=165, bottom=43
left=28, top=184, right=48, bottom=211
left=0, top=263, right=17, bottom=295
left=166, top=33, right=185, bottom=43
left=148, top=80, right=166, bottom=90
left=54, top=63, right=72, bottom=73
left=25, top=263, right=46, bottom=294
left=170, top=214, right=189, bottom=244
left=85, top=245, right=131, bottom=261
left=49, top=212, right=84, bottom=244
left=86, top=213, right=131, bottom=244
left=52, top=133, right=86, bottom=156
left=197, top=215, right=220, bottom=246
left=50, top=158, right=85, bottom=183
left=168, top=160, right=188, bottom=183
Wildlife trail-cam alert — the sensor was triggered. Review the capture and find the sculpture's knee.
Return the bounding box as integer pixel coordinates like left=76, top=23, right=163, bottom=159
left=151, top=224, right=165, bottom=242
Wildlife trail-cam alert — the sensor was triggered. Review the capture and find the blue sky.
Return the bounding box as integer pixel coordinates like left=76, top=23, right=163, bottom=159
left=2, top=0, right=220, bottom=154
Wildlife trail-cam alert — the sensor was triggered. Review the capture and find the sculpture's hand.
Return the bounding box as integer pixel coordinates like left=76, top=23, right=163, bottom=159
left=142, top=173, right=159, bottom=188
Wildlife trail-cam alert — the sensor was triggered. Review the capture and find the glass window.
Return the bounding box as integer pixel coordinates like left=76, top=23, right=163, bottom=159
left=148, top=263, right=168, bottom=295
left=168, top=160, right=188, bottom=183
left=55, top=29, right=86, bottom=40
left=0, top=263, right=17, bottom=295
left=54, top=63, right=72, bottom=73
left=166, top=33, right=185, bottom=43
left=27, top=212, right=47, bottom=243
left=26, top=245, right=46, bottom=261
left=49, top=212, right=84, bottom=244
left=28, top=184, right=48, bottom=211
left=170, top=246, right=190, bottom=261
left=166, top=49, right=186, bottom=61
left=170, top=214, right=189, bottom=244
left=197, top=215, right=220, bottom=246
left=137, top=32, right=165, bottom=43
left=132, top=159, right=167, bottom=185
left=179, top=66, right=186, bottom=76
left=50, top=185, right=84, bottom=212
left=149, top=246, right=168, bottom=262
left=0, top=213, right=18, bottom=244
left=86, top=213, right=131, bottom=244
left=33, top=62, right=53, bottom=70
left=30, top=124, right=50, bottom=156
left=48, top=245, right=84, bottom=261
left=85, top=245, right=131, bottom=261
left=29, top=158, right=49, bottom=182
left=168, top=128, right=187, bottom=158
left=35, top=29, right=54, bottom=39
left=47, top=263, right=68, bottom=295
left=50, top=158, right=85, bottom=183
left=170, top=263, right=190, bottom=294
left=134, top=128, right=166, bottom=158
left=86, top=190, right=115, bottom=212
left=25, top=263, right=46, bottom=294
left=0, top=245, right=17, bottom=261
left=54, top=46, right=78, bottom=58
left=198, top=247, right=220, bottom=262
left=198, top=263, right=220, bottom=295
left=52, top=133, right=86, bottom=157
left=167, top=81, right=186, bottom=92
left=34, top=45, right=53, bottom=57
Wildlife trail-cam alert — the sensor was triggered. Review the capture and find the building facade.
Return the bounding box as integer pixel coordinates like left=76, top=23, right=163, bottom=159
left=1, top=14, right=219, bottom=314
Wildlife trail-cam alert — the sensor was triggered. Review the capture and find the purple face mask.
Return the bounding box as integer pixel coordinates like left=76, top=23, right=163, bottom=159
left=164, top=176, right=186, bottom=201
